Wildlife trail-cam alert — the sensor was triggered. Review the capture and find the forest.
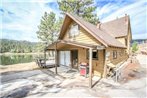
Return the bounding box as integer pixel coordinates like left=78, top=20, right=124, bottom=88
left=0, top=39, right=44, bottom=53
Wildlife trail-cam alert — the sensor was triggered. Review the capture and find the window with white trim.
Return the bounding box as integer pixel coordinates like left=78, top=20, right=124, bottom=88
left=86, top=49, right=98, bottom=60
left=69, top=24, right=80, bottom=38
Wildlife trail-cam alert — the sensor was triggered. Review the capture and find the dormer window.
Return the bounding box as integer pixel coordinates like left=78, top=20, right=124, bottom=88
left=69, top=23, right=80, bottom=38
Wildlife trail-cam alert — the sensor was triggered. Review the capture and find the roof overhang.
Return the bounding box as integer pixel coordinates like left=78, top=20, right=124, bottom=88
left=46, top=40, right=105, bottom=50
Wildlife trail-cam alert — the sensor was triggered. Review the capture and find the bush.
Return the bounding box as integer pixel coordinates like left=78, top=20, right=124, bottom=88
left=132, top=41, right=138, bottom=53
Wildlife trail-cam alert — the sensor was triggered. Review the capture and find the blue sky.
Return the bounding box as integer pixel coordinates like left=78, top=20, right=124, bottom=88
left=0, top=0, right=146, bottom=42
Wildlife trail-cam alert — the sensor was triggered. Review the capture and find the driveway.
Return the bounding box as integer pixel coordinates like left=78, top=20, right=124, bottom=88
left=0, top=54, right=146, bottom=97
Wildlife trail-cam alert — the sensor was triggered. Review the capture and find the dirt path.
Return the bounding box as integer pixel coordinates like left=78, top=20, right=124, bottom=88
left=0, top=62, right=39, bottom=74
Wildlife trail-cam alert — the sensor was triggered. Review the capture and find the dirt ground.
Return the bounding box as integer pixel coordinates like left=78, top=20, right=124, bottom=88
left=0, top=62, right=39, bottom=74
left=0, top=54, right=146, bottom=97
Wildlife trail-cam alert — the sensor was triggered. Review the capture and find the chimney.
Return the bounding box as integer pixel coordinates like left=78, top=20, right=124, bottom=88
left=97, top=22, right=101, bottom=29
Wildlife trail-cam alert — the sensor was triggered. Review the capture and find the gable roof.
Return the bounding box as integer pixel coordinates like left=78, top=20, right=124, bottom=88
left=100, top=16, right=129, bottom=38
left=59, top=13, right=127, bottom=48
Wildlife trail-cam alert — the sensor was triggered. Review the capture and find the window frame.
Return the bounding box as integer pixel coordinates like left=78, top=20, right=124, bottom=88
left=113, top=50, right=117, bottom=59
left=69, top=24, right=80, bottom=38
left=86, top=49, right=99, bottom=60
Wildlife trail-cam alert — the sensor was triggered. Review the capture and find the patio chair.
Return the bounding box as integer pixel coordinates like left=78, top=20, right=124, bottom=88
left=35, top=59, right=46, bottom=68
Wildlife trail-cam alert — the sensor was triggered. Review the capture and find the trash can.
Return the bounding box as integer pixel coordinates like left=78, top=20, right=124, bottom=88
left=79, top=62, right=89, bottom=77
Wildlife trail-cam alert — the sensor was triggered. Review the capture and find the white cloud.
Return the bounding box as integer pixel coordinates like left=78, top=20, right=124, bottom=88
left=1, top=0, right=58, bottom=42
left=101, top=0, right=146, bottom=22
left=96, top=3, right=119, bottom=19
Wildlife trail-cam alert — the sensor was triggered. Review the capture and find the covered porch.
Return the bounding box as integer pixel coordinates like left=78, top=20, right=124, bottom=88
left=45, top=40, right=106, bottom=88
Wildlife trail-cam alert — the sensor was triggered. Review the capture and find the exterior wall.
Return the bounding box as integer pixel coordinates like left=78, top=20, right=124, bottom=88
left=115, top=25, right=132, bottom=55
left=115, top=35, right=131, bottom=55
left=106, top=47, right=128, bottom=65
left=57, top=45, right=105, bottom=77
left=78, top=48, right=105, bottom=77
left=58, top=46, right=128, bottom=77
left=116, top=37, right=126, bottom=45
left=60, top=22, right=105, bottom=77
left=59, top=21, right=130, bottom=77
left=62, top=22, right=101, bottom=46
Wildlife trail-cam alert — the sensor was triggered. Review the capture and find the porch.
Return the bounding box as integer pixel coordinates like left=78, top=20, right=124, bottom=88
left=45, top=40, right=105, bottom=88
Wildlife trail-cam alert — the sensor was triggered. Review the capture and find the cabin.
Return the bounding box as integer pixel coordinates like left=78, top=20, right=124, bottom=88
left=46, top=13, right=132, bottom=88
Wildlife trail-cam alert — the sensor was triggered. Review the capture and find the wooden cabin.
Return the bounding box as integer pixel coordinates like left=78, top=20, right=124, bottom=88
left=47, top=13, right=132, bottom=88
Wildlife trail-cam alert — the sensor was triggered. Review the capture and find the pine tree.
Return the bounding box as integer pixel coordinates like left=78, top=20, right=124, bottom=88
left=57, top=0, right=99, bottom=25
left=36, top=12, right=61, bottom=44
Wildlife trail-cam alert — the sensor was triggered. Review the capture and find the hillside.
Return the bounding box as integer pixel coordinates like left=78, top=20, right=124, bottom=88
left=0, top=39, right=43, bottom=53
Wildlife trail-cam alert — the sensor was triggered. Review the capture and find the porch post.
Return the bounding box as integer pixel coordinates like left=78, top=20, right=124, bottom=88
left=55, top=42, right=58, bottom=74
left=103, top=49, right=107, bottom=78
left=89, top=48, right=92, bottom=88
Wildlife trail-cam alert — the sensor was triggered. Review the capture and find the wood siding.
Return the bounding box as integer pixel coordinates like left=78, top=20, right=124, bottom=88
left=78, top=48, right=105, bottom=77
left=63, top=22, right=101, bottom=46
left=106, top=47, right=128, bottom=65
left=57, top=44, right=105, bottom=77
left=115, top=31, right=131, bottom=55
left=58, top=21, right=130, bottom=77
left=116, top=37, right=126, bottom=45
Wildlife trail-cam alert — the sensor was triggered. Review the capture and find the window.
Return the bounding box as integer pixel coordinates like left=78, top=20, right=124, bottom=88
left=125, top=39, right=127, bottom=46
left=86, top=49, right=98, bottom=60
left=69, top=24, right=80, bottom=38
left=113, top=50, right=117, bottom=59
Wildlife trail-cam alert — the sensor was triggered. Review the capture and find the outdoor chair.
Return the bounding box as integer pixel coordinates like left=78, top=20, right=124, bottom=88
left=35, top=59, right=46, bottom=68
left=35, top=58, right=55, bottom=68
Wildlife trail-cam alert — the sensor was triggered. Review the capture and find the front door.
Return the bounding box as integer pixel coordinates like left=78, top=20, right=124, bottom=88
left=71, top=50, right=78, bottom=69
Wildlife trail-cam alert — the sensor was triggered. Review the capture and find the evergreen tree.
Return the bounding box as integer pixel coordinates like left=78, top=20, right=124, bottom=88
left=0, top=39, right=37, bottom=53
left=57, top=0, right=99, bottom=25
left=36, top=12, right=61, bottom=44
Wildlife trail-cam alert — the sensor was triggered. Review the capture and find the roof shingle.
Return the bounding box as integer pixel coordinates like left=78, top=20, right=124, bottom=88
left=100, top=16, right=129, bottom=37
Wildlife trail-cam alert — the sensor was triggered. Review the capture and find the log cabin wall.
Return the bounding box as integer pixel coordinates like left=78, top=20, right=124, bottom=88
left=106, top=47, right=128, bottom=65
left=57, top=47, right=105, bottom=77
left=62, top=22, right=102, bottom=46
left=78, top=48, right=105, bottom=77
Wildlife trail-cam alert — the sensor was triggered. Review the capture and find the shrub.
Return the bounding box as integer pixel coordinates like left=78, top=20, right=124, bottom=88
left=132, top=41, right=138, bottom=53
